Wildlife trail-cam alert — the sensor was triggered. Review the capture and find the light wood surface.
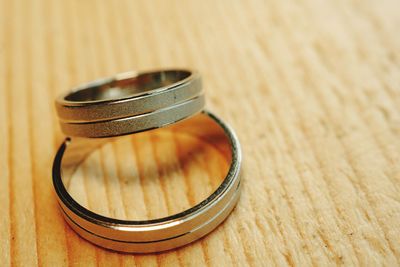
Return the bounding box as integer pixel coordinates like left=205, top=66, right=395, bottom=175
left=1, top=0, right=400, bottom=266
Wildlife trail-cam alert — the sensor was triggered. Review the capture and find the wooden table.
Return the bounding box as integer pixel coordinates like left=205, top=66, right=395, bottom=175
left=1, top=0, right=400, bottom=266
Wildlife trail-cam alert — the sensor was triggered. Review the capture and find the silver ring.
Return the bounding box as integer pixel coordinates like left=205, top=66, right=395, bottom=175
left=56, top=69, right=202, bottom=123
left=59, top=94, right=205, bottom=138
left=52, top=111, right=242, bottom=253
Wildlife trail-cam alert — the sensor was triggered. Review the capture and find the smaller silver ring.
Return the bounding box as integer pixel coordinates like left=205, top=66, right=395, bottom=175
left=56, top=69, right=202, bottom=123
left=59, top=95, right=205, bottom=138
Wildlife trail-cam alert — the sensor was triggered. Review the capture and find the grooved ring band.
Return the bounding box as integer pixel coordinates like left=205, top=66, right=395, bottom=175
left=56, top=70, right=202, bottom=123
left=59, top=95, right=205, bottom=138
left=52, top=111, right=242, bottom=253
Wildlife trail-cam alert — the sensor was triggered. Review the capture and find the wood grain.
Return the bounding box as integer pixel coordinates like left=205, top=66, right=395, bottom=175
left=1, top=0, right=400, bottom=266
left=66, top=129, right=228, bottom=221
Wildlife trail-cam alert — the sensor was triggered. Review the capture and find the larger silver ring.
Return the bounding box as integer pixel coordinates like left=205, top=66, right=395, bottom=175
left=53, top=111, right=242, bottom=253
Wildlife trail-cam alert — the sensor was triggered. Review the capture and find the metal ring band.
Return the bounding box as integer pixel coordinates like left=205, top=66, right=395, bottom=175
left=52, top=111, right=242, bottom=253
left=59, top=95, right=205, bottom=138
left=56, top=69, right=202, bottom=123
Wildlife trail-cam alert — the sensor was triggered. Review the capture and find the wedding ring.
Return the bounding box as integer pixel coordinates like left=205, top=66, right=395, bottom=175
left=59, top=94, right=205, bottom=138
left=56, top=69, right=202, bottom=123
left=52, top=111, right=242, bottom=253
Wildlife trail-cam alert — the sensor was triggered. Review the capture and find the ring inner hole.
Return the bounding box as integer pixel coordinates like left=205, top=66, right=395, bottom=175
left=64, top=119, right=231, bottom=221
left=65, top=70, right=190, bottom=102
